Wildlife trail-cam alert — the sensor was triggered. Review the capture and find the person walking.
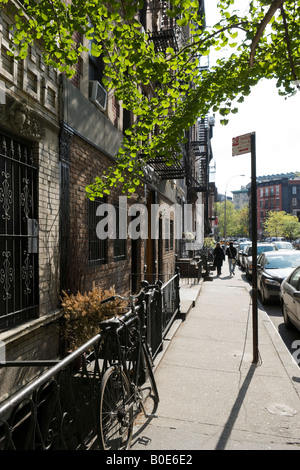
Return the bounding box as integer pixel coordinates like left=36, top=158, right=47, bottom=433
left=213, top=242, right=225, bottom=276
left=226, top=241, right=237, bottom=275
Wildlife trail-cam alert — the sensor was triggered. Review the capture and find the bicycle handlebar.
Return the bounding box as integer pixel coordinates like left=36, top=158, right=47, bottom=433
left=100, top=281, right=160, bottom=307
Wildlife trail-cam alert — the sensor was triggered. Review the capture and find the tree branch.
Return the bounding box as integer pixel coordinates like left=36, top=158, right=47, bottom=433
left=249, top=0, right=285, bottom=67
left=280, top=4, right=298, bottom=82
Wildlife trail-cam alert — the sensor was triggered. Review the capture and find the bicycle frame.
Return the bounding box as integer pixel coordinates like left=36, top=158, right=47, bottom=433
left=98, top=286, right=159, bottom=450
left=100, top=304, right=145, bottom=393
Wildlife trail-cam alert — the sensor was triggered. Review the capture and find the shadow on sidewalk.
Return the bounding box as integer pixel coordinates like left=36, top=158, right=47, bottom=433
left=215, top=363, right=257, bottom=450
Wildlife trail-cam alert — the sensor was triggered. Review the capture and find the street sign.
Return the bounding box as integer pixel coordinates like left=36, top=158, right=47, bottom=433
left=232, top=133, right=252, bottom=156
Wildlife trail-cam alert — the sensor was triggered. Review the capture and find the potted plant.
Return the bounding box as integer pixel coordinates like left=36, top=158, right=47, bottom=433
left=61, top=285, right=127, bottom=351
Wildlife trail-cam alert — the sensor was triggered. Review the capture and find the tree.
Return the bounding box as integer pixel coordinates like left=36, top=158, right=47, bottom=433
left=264, top=210, right=300, bottom=239
left=283, top=216, right=300, bottom=239
left=2, top=0, right=300, bottom=196
left=215, top=200, right=249, bottom=239
left=264, top=211, right=286, bottom=237
left=236, top=204, right=250, bottom=238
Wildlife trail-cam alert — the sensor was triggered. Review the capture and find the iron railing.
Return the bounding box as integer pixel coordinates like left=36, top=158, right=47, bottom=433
left=0, top=272, right=180, bottom=450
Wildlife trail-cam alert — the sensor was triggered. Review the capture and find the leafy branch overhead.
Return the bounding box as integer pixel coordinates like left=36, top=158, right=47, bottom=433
left=2, top=0, right=300, bottom=196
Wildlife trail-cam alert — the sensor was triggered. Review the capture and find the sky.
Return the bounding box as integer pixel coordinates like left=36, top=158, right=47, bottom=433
left=204, top=2, right=300, bottom=197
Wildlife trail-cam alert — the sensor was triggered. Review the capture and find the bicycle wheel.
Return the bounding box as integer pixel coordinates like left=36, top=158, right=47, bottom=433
left=142, top=342, right=159, bottom=405
left=99, top=366, right=133, bottom=450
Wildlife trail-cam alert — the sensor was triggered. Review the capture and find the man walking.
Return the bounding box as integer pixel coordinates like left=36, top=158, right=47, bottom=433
left=226, top=241, right=237, bottom=276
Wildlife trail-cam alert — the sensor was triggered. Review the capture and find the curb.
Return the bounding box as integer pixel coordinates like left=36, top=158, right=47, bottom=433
left=243, top=278, right=300, bottom=399
left=258, top=302, right=300, bottom=399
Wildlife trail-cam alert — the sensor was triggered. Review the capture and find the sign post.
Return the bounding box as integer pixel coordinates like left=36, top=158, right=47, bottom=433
left=232, top=132, right=258, bottom=363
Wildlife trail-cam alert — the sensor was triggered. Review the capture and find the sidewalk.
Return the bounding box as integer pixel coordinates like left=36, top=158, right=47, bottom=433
left=132, top=263, right=300, bottom=450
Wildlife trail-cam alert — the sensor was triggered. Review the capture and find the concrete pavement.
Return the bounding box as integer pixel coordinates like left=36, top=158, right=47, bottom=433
left=132, top=262, right=300, bottom=450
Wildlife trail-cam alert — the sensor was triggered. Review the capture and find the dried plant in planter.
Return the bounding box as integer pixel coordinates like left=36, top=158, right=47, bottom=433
left=61, top=285, right=128, bottom=350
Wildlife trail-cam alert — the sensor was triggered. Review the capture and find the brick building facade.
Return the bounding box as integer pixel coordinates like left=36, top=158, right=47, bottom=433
left=0, top=0, right=207, bottom=401
left=256, top=173, right=296, bottom=239
left=0, top=3, right=61, bottom=398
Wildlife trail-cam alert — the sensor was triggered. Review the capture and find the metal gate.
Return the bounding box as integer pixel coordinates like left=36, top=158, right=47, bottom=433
left=0, top=133, right=38, bottom=330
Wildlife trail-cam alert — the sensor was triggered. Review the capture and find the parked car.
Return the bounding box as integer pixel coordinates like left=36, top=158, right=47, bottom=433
left=257, top=250, right=300, bottom=304
left=237, top=238, right=251, bottom=243
left=240, top=244, right=252, bottom=270
left=273, top=241, right=294, bottom=250
left=237, top=241, right=251, bottom=267
left=280, top=265, right=300, bottom=331
left=244, top=243, right=277, bottom=280
left=293, top=239, right=300, bottom=250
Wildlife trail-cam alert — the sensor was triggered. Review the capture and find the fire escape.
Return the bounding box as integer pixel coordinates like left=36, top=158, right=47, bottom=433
left=142, top=0, right=206, bottom=182
left=190, top=116, right=214, bottom=235
left=143, top=0, right=187, bottom=182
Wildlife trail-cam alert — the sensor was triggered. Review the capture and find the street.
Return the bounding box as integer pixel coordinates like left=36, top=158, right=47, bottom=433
left=261, top=302, right=300, bottom=363
left=239, top=269, right=300, bottom=368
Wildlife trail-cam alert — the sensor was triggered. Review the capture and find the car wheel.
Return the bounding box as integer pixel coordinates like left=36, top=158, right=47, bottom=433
left=282, top=302, right=294, bottom=329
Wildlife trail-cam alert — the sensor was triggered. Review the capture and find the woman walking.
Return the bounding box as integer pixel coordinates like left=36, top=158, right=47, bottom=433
left=213, top=242, right=225, bottom=276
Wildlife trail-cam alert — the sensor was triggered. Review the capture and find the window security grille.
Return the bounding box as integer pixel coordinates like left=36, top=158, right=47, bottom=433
left=0, top=133, right=38, bottom=330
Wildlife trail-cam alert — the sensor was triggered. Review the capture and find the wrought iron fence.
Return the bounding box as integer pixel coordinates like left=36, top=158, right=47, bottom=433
left=0, top=272, right=180, bottom=450
left=144, top=271, right=180, bottom=358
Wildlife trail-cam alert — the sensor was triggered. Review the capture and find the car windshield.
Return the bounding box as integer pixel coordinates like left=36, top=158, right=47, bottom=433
left=275, top=242, right=293, bottom=249
left=265, top=253, right=300, bottom=269
left=240, top=243, right=250, bottom=250
left=248, top=245, right=274, bottom=256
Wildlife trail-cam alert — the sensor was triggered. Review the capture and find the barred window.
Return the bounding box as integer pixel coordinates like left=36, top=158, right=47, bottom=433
left=113, top=200, right=126, bottom=262
left=0, top=133, right=38, bottom=330
left=165, top=218, right=169, bottom=252
left=170, top=219, right=174, bottom=250
left=88, top=198, right=107, bottom=266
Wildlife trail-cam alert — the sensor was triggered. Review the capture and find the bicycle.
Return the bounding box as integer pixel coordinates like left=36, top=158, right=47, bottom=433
left=98, top=281, right=159, bottom=450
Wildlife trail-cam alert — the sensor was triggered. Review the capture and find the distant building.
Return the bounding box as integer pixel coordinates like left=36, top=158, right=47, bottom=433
left=247, top=172, right=299, bottom=239
left=288, top=176, right=300, bottom=221
left=232, top=186, right=249, bottom=210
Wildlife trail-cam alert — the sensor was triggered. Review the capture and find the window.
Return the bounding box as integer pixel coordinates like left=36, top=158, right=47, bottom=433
left=289, top=268, right=300, bottom=290
left=292, top=186, right=297, bottom=195
left=270, top=187, right=274, bottom=196
left=89, top=30, right=104, bottom=83
left=260, top=200, right=263, bottom=208
left=276, top=198, right=280, bottom=207
left=113, top=200, right=126, bottom=261
left=276, top=186, right=280, bottom=195
left=88, top=198, right=107, bottom=266
left=270, top=199, right=274, bottom=208
left=265, top=199, right=269, bottom=208
left=170, top=219, right=174, bottom=250
left=260, top=188, right=263, bottom=197
left=265, top=187, right=269, bottom=197
left=0, top=133, right=38, bottom=329
left=293, top=198, right=297, bottom=206
left=165, top=218, right=169, bottom=251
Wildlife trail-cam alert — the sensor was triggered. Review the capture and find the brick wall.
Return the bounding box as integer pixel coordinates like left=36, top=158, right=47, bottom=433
left=67, top=134, right=140, bottom=295
left=66, top=134, right=177, bottom=295
left=0, top=3, right=62, bottom=401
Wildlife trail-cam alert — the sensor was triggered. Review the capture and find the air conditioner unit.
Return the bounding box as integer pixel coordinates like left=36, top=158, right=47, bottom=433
left=89, top=80, right=107, bottom=111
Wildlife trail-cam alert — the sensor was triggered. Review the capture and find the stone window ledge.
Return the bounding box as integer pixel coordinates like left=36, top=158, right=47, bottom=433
left=0, top=310, right=63, bottom=345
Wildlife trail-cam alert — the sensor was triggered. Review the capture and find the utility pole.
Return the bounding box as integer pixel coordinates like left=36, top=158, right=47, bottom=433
left=232, top=132, right=258, bottom=363
left=251, top=132, right=258, bottom=363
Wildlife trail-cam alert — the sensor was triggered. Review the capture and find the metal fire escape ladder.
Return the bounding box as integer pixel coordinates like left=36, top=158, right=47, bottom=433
left=190, top=117, right=209, bottom=192
left=143, top=1, right=187, bottom=181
